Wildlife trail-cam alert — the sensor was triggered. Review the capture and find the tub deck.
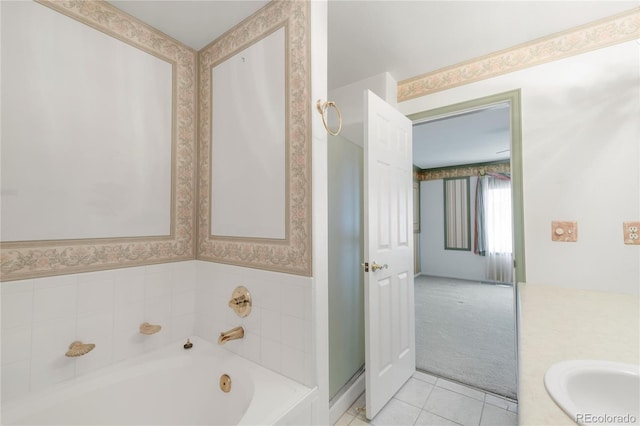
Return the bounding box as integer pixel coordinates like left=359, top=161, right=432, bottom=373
left=2, top=336, right=316, bottom=425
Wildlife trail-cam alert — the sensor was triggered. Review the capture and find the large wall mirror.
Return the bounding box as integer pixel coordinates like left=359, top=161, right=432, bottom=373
left=0, top=0, right=197, bottom=281
left=198, top=1, right=312, bottom=276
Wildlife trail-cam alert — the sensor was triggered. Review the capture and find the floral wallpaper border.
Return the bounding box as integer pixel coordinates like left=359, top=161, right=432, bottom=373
left=1, top=0, right=197, bottom=281
left=417, top=163, right=511, bottom=181
left=197, top=1, right=312, bottom=276
left=398, top=7, right=640, bottom=102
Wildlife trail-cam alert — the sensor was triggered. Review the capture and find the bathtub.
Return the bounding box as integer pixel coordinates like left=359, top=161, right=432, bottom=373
left=2, top=337, right=315, bottom=425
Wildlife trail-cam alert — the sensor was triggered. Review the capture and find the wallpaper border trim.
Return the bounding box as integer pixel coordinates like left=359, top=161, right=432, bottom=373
left=398, top=7, right=640, bottom=102
left=197, top=1, right=313, bottom=276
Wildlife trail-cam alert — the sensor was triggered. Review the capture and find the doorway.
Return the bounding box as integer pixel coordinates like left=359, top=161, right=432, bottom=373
left=408, top=90, right=524, bottom=399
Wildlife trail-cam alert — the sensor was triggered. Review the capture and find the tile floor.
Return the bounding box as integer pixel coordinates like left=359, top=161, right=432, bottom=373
left=334, top=371, right=518, bottom=426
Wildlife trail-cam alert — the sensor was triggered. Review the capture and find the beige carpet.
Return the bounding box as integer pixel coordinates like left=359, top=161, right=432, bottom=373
left=414, top=275, right=517, bottom=399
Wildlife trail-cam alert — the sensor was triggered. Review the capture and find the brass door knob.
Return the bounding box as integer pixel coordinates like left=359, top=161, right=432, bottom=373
left=361, top=262, right=389, bottom=272
left=370, top=262, right=388, bottom=272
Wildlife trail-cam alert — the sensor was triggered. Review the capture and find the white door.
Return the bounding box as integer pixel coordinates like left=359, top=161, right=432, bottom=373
left=364, top=90, right=415, bottom=419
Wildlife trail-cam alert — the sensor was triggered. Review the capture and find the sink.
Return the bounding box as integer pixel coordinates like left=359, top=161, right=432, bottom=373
left=544, top=360, right=639, bottom=425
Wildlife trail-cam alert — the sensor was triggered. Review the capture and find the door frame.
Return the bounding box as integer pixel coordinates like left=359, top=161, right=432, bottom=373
left=407, top=89, right=525, bottom=396
left=407, top=89, right=525, bottom=283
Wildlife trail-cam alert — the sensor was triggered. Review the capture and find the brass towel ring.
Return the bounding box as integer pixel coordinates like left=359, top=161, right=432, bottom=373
left=316, top=100, right=342, bottom=136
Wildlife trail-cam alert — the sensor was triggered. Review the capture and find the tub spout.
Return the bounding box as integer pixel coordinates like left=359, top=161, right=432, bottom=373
left=218, top=326, right=244, bottom=345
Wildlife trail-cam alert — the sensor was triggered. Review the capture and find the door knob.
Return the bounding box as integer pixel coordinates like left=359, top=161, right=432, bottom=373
left=370, top=262, right=388, bottom=272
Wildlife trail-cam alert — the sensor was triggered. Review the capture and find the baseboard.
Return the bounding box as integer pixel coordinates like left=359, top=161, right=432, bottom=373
left=329, top=371, right=365, bottom=425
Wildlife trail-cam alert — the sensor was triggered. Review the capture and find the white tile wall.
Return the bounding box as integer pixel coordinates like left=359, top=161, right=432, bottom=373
left=0, top=261, right=197, bottom=404
left=195, top=261, right=314, bottom=387
left=2, top=259, right=314, bottom=405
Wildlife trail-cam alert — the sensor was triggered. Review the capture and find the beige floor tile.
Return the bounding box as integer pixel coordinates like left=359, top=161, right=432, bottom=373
left=479, top=404, right=518, bottom=426
left=423, top=387, right=484, bottom=426
left=371, top=398, right=421, bottom=426
left=394, top=377, right=434, bottom=408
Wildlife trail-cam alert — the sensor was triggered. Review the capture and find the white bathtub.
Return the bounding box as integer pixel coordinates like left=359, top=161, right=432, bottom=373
left=2, top=337, right=315, bottom=425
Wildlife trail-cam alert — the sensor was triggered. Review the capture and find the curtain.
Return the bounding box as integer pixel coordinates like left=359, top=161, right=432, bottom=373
left=484, top=174, right=513, bottom=283
left=474, top=176, right=486, bottom=256
left=444, top=178, right=470, bottom=250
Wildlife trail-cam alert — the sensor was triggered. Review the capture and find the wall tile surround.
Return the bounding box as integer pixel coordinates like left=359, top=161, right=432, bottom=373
left=195, top=261, right=314, bottom=388
left=1, top=261, right=197, bottom=403
left=1, top=259, right=314, bottom=405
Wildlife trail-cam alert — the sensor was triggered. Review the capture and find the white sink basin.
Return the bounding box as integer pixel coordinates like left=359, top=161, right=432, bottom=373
left=544, top=360, right=640, bottom=425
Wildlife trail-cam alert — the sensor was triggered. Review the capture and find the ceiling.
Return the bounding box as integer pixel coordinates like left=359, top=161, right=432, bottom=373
left=107, top=0, right=636, bottom=168
left=413, top=104, right=511, bottom=169
left=108, top=1, right=636, bottom=90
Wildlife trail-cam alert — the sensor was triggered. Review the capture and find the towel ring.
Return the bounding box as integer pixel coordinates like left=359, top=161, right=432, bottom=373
left=316, top=100, right=342, bottom=136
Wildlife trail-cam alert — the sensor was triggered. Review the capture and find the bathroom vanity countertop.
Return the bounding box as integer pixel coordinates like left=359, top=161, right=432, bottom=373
left=518, top=282, right=640, bottom=425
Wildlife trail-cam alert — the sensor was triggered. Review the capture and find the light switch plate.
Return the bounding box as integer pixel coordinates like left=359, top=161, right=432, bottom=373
left=623, top=222, right=640, bottom=245
left=552, top=221, right=578, bottom=242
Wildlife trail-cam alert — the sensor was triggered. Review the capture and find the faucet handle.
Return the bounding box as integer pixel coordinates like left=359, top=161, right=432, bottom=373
left=228, top=294, right=248, bottom=307
left=228, top=286, right=251, bottom=317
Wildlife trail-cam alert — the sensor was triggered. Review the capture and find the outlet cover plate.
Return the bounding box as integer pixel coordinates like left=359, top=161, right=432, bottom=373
left=623, top=222, right=640, bottom=245
left=552, top=221, right=578, bottom=242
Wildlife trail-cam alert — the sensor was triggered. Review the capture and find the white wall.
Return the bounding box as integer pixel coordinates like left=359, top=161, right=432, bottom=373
left=1, top=261, right=197, bottom=403
left=328, top=72, right=397, bottom=146
left=420, top=178, right=486, bottom=281
left=211, top=27, right=286, bottom=239
left=1, top=1, right=173, bottom=241
left=310, top=1, right=330, bottom=422
left=401, top=40, right=640, bottom=294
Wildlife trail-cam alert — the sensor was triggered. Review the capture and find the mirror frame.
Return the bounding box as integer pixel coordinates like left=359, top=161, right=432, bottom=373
left=0, top=0, right=197, bottom=282
left=197, top=1, right=312, bottom=276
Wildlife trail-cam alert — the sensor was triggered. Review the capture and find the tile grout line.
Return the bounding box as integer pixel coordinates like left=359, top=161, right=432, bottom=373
left=337, top=373, right=518, bottom=426
left=478, top=399, right=486, bottom=426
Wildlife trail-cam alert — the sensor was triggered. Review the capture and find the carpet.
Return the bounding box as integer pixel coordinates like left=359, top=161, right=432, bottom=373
left=414, top=275, right=517, bottom=399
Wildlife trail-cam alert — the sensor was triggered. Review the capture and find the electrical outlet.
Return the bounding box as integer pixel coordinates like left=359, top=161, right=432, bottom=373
left=552, top=221, right=578, bottom=242
left=623, top=222, right=640, bottom=245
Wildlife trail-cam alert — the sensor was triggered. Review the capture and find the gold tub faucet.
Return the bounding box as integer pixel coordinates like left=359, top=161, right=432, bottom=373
left=218, top=326, right=244, bottom=345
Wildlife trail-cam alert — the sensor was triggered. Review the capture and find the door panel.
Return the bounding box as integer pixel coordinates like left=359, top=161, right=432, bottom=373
left=364, top=90, right=415, bottom=419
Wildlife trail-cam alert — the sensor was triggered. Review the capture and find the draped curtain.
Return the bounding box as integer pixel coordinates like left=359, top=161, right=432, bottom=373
left=475, top=174, right=513, bottom=283
left=444, top=178, right=470, bottom=250
left=474, top=177, right=486, bottom=256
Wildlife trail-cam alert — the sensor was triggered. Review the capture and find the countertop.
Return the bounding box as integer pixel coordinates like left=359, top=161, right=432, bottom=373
left=517, top=282, right=640, bottom=425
